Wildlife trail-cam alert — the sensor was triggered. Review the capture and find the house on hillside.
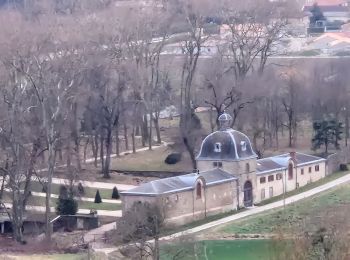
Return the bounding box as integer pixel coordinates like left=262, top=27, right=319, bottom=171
left=303, top=0, right=350, bottom=23
left=307, top=32, right=350, bottom=54
left=121, top=112, right=327, bottom=226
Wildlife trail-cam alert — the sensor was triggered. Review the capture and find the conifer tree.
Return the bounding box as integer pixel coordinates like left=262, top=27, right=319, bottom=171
left=94, top=190, right=102, bottom=203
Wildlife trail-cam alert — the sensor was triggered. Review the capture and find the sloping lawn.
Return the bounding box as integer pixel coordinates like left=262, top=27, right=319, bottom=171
left=219, top=184, right=350, bottom=235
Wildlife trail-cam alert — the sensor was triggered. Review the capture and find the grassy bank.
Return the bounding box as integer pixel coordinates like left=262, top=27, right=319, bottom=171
left=219, top=183, right=350, bottom=235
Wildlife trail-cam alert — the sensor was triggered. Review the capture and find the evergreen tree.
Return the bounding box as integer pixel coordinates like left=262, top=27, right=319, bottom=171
left=312, top=119, right=343, bottom=154
left=111, top=186, right=120, bottom=199
left=309, top=3, right=326, bottom=26
left=56, top=185, right=78, bottom=215
left=94, top=190, right=102, bottom=203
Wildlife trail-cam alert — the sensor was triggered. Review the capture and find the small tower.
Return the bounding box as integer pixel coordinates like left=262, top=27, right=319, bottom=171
left=218, top=112, right=232, bottom=130
left=196, top=111, right=258, bottom=207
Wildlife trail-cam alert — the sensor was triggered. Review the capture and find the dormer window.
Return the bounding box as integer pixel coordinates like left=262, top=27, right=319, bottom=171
left=241, top=141, right=247, bottom=151
left=214, top=142, right=221, bottom=152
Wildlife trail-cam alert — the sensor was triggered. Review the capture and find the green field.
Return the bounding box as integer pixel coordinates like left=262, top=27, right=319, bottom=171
left=161, top=239, right=289, bottom=260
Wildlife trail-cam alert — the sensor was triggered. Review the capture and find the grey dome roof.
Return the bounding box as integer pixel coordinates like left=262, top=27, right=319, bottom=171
left=196, top=128, right=257, bottom=161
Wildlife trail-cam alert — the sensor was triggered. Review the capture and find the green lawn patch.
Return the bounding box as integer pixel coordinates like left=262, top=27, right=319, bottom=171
left=161, top=239, right=289, bottom=260
left=109, top=145, right=192, bottom=172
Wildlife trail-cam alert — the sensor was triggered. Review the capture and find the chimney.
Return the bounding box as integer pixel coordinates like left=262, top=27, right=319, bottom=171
left=290, top=151, right=296, bottom=161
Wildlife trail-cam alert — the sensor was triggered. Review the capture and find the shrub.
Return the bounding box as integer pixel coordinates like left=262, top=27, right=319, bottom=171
left=56, top=197, right=78, bottom=215
left=112, top=186, right=120, bottom=200
left=165, top=153, right=182, bottom=164
left=56, top=185, right=77, bottom=215
left=77, top=182, right=85, bottom=196
left=340, top=164, right=348, bottom=171
left=59, top=185, right=68, bottom=197
left=94, top=190, right=102, bottom=203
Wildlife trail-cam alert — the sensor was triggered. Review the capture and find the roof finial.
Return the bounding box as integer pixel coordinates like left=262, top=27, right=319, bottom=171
left=218, top=111, right=233, bottom=130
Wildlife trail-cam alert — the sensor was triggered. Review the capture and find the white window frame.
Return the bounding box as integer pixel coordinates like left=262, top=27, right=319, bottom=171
left=214, top=142, right=221, bottom=152
left=241, top=141, right=247, bottom=151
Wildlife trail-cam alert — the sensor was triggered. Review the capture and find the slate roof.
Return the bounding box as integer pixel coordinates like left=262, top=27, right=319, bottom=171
left=196, top=129, right=257, bottom=161
left=257, top=152, right=326, bottom=175
left=120, top=168, right=236, bottom=196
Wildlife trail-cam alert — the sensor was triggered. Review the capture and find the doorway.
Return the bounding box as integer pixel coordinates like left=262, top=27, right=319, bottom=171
left=243, top=181, right=253, bottom=207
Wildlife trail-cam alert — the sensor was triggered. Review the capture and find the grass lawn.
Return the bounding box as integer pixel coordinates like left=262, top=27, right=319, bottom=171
left=2, top=191, right=121, bottom=211
left=109, top=145, right=192, bottom=172
left=29, top=181, right=115, bottom=200
left=218, top=183, right=350, bottom=235
left=160, top=239, right=289, bottom=260
left=6, top=254, right=87, bottom=260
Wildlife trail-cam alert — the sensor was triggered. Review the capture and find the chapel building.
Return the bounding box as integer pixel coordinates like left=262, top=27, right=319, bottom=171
left=120, top=112, right=327, bottom=225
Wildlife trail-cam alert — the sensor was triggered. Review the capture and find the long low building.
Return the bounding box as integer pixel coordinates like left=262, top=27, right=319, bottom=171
left=121, top=112, right=327, bottom=226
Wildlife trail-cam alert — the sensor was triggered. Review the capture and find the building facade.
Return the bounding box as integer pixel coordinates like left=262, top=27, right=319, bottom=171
left=121, top=113, right=327, bottom=225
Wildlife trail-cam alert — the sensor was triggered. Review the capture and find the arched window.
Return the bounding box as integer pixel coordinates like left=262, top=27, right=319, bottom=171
left=246, top=163, right=250, bottom=173
left=196, top=182, right=202, bottom=199
left=288, top=163, right=293, bottom=180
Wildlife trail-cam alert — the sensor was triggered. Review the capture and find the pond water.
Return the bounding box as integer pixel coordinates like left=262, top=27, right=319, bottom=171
left=161, top=239, right=289, bottom=260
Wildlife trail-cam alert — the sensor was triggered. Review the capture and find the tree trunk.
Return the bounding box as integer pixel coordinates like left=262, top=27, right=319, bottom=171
left=12, top=194, right=24, bottom=243
left=103, top=127, right=112, bottom=179
left=83, top=137, right=89, bottom=164
left=123, top=122, right=129, bottom=151
left=115, top=124, right=120, bottom=157
left=141, top=117, right=147, bottom=147
left=66, top=141, right=71, bottom=168
left=93, top=133, right=99, bottom=167
left=22, top=140, right=40, bottom=208
left=73, top=102, right=81, bottom=171
left=153, top=115, right=161, bottom=144
left=132, top=126, right=136, bottom=154
left=100, top=132, right=105, bottom=173
left=149, top=112, right=153, bottom=150
left=183, top=136, right=196, bottom=169
left=45, top=134, right=57, bottom=241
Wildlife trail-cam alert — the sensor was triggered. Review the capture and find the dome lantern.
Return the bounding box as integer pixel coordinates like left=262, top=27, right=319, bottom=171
left=218, top=112, right=232, bottom=130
